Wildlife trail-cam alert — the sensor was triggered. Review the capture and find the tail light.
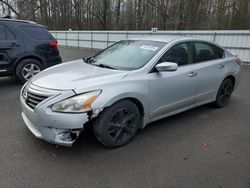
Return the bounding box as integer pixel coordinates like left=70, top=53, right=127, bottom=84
left=235, top=58, right=242, bottom=66
left=49, top=41, right=58, bottom=49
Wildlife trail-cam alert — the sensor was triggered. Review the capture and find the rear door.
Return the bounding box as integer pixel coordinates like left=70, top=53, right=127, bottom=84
left=0, top=23, right=23, bottom=73
left=193, top=42, right=226, bottom=103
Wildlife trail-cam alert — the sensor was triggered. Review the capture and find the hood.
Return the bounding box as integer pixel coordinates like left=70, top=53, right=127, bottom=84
left=30, top=59, right=128, bottom=90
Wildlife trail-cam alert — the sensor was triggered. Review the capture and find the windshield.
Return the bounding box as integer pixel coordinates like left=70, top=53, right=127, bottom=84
left=91, top=40, right=166, bottom=70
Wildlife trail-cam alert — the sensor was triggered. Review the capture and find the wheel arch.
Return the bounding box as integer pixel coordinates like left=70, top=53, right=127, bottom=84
left=105, top=97, right=145, bottom=118
left=224, top=75, right=235, bottom=88
left=99, top=94, right=147, bottom=127
left=99, top=97, right=146, bottom=130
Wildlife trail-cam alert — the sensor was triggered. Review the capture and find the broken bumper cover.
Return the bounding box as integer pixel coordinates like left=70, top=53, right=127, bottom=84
left=20, top=96, right=90, bottom=147
left=21, top=112, right=83, bottom=146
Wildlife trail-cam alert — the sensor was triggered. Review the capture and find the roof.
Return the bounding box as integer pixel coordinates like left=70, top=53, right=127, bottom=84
left=0, top=18, right=37, bottom=24
left=130, top=35, right=201, bottom=43
left=129, top=35, right=223, bottom=48
left=130, top=35, right=190, bottom=43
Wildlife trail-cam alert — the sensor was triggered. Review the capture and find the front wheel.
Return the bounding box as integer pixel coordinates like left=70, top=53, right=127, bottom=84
left=93, top=100, right=140, bottom=148
left=214, top=78, right=234, bottom=108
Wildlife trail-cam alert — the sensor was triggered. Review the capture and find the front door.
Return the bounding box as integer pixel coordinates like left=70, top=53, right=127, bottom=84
left=149, top=42, right=198, bottom=119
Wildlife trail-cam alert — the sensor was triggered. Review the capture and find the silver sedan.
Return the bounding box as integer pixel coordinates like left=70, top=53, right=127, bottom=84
left=20, top=36, right=241, bottom=148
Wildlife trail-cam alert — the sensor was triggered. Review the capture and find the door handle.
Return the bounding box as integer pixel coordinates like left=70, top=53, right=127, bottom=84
left=218, top=64, right=225, bottom=69
left=188, top=72, right=198, bottom=77
left=10, top=42, right=20, bottom=47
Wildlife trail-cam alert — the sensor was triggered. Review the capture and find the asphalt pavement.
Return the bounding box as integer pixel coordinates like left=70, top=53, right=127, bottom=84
left=0, top=47, right=250, bottom=188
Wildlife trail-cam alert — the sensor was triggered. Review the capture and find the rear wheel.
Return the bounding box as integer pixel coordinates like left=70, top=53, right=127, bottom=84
left=214, top=78, right=234, bottom=108
left=93, top=100, right=140, bottom=148
left=16, top=59, right=43, bottom=84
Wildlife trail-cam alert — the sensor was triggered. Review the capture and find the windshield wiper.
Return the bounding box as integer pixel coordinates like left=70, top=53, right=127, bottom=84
left=94, top=63, right=117, bottom=70
left=83, top=57, right=117, bottom=70
left=83, top=57, right=96, bottom=64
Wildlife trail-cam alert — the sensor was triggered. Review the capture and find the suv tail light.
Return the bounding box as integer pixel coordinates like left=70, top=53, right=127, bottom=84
left=235, top=58, right=242, bottom=66
left=49, top=41, right=58, bottom=49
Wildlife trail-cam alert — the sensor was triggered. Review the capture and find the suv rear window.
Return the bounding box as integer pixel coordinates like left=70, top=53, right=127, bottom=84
left=21, top=26, right=52, bottom=40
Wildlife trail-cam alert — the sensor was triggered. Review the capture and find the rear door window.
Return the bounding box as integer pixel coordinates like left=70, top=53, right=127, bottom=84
left=194, top=42, right=224, bottom=62
left=21, top=26, right=52, bottom=40
left=0, top=24, right=15, bottom=40
left=0, top=25, right=5, bottom=40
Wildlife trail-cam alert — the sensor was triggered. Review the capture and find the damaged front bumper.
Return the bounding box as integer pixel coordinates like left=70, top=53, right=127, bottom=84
left=20, top=85, right=94, bottom=147
left=21, top=112, right=83, bottom=147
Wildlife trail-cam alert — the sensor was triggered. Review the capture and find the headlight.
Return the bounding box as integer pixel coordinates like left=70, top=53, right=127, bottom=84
left=52, top=90, right=101, bottom=113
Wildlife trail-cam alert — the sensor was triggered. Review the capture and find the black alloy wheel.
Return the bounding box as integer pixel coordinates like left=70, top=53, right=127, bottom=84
left=214, top=78, right=234, bottom=108
left=93, top=100, right=140, bottom=148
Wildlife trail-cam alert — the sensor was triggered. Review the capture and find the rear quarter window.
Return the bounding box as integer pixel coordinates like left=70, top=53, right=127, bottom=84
left=21, top=26, right=53, bottom=40
left=194, top=42, right=224, bottom=62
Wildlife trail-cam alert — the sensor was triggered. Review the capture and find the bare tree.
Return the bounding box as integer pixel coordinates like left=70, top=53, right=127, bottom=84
left=0, top=0, right=249, bottom=30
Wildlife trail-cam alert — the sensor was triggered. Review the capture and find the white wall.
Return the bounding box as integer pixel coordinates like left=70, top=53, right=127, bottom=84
left=50, top=30, right=250, bottom=62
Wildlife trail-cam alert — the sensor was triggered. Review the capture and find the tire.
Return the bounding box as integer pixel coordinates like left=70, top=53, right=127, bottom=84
left=213, top=78, right=234, bottom=108
left=15, top=59, right=43, bottom=84
left=93, top=100, right=140, bottom=148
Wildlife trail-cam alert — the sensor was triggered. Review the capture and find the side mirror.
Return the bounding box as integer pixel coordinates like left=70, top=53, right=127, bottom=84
left=155, top=62, right=178, bottom=72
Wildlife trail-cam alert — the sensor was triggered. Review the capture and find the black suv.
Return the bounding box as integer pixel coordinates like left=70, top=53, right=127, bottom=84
left=0, top=18, right=62, bottom=83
